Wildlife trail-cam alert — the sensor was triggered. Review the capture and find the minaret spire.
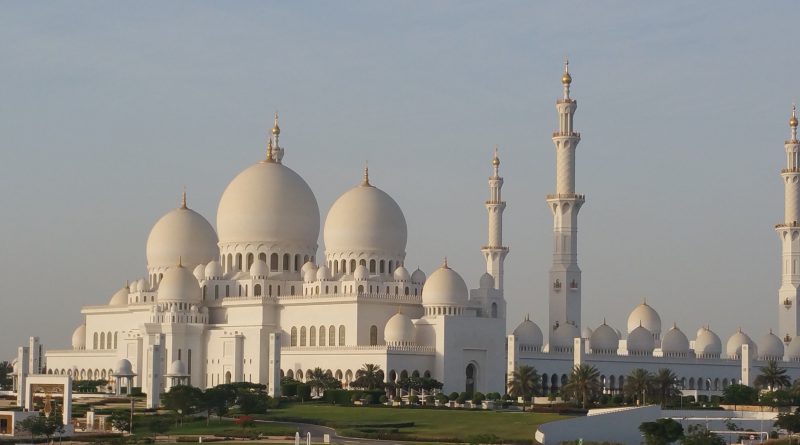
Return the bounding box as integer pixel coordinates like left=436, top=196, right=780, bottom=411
left=548, top=61, right=584, bottom=350
left=181, top=187, right=187, bottom=209
left=271, top=111, right=285, bottom=163
left=778, top=104, right=800, bottom=342
left=481, top=146, right=509, bottom=289
left=361, top=161, right=371, bottom=186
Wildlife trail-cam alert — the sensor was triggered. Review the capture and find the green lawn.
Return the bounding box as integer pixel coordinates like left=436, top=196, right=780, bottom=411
left=254, top=403, right=566, bottom=443
left=166, top=417, right=296, bottom=437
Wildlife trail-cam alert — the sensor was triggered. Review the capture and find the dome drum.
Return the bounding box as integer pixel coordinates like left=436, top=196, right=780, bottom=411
left=324, top=253, right=406, bottom=280
left=513, top=317, right=543, bottom=352
left=219, top=245, right=316, bottom=279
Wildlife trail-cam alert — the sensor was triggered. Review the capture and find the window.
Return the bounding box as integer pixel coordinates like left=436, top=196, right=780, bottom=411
left=491, top=302, right=498, bottom=318
left=215, top=285, right=219, bottom=299
left=247, top=253, right=254, bottom=270
left=93, top=333, right=98, bottom=350
left=290, top=327, right=297, bottom=347
left=271, top=253, right=279, bottom=271
left=350, top=260, right=356, bottom=273
left=254, top=284, right=262, bottom=296
left=370, top=325, right=378, bottom=346
left=113, top=332, right=117, bottom=349
left=100, top=332, right=105, bottom=350
left=283, top=253, right=290, bottom=271
left=380, top=260, right=385, bottom=274
left=300, top=327, right=307, bottom=346
left=236, top=253, right=242, bottom=271
left=369, top=260, right=376, bottom=273
left=310, top=326, right=316, bottom=346
left=319, top=326, right=325, bottom=346
left=329, top=326, right=336, bottom=346
left=339, top=325, right=345, bottom=346
left=295, top=254, right=301, bottom=271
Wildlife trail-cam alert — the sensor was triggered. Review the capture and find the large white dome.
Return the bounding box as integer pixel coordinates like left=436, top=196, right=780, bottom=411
left=108, top=286, right=129, bottom=307
left=726, top=328, right=757, bottom=359
left=158, top=265, right=202, bottom=304
left=422, top=262, right=468, bottom=307
left=661, top=324, right=690, bottom=357
left=550, top=323, right=579, bottom=352
left=627, top=325, right=655, bottom=355
left=384, top=312, right=415, bottom=346
left=627, top=301, right=661, bottom=336
left=590, top=323, right=620, bottom=354
left=324, top=175, right=407, bottom=258
left=217, top=161, right=320, bottom=247
left=513, top=316, right=543, bottom=348
left=694, top=326, right=722, bottom=358
left=757, top=330, right=784, bottom=361
left=71, top=324, right=86, bottom=350
left=146, top=204, right=219, bottom=270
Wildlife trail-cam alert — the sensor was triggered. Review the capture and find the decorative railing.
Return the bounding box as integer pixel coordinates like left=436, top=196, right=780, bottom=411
left=546, top=193, right=585, bottom=200
left=782, top=168, right=800, bottom=173
left=776, top=221, right=800, bottom=228
left=552, top=131, right=580, bottom=138
left=282, top=345, right=434, bottom=353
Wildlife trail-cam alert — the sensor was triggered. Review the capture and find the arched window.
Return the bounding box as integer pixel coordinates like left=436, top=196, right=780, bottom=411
left=99, top=332, right=105, bottom=350
left=277, top=285, right=281, bottom=296
left=291, top=285, right=295, bottom=295
left=341, top=260, right=346, bottom=274
left=380, top=260, right=385, bottom=274
left=404, top=287, right=409, bottom=296
left=254, top=284, right=262, bottom=296
left=226, top=254, right=233, bottom=273
left=225, top=371, right=232, bottom=384
left=295, top=254, right=301, bottom=271
left=215, top=285, right=219, bottom=299
left=270, top=253, right=279, bottom=271
left=113, top=332, right=117, bottom=349
left=245, top=285, right=248, bottom=296
left=300, top=327, right=307, bottom=346
left=235, top=253, right=242, bottom=271
left=491, top=302, right=498, bottom=318
left=329, top=326, right=336, bottom=346
left=369, top=259, right=376, bottom=273
left=319, top=326, right=326, bottom=346
left=339, top=325, right=346, bottom=346
left=388, top=261, right=393, bottom=273
left=247, top=253, right=254, bottom=270
left=259, top=252, right=267, bottom=263
left=358, top=285, right=364, bottom=293
left=226, top=285, right=230, bottom=297
left=290, top=327, right=297, bottom=346
left=93, top=333, right=98, bottom=350
left=359, top=259, right=366, bottom=267
left=334, top=286, right=338, bottom=294
left=369, top=325, right=378, bottom=346
left=310, top=326, right=317, bottom=346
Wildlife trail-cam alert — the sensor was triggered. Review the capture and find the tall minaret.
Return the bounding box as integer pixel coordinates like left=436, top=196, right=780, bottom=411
left=547, top=60, right=585, bottom=342
left=778, top=105, right=800, bottom=343
left=481, top=147, right=509, bottom=289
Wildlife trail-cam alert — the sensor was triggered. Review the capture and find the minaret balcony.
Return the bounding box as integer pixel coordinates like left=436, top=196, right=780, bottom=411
left=552, top=131, right=580, bottom=138
left=556, top=98, right=576, bottom=104
left=775, top=221, right=800, bottom=228
left=547, top=193, right=585, bottom=200
left=782, top=168, right=800, bottom=173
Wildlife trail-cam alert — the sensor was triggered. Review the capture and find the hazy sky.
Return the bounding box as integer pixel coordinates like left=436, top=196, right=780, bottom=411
left=1, top=1, right=797, bottom=360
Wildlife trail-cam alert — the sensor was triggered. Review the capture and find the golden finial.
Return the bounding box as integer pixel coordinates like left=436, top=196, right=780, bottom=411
left=492, top=145, right=500, bottom=167
left=442, top=257, right=449, bottom=269
left=181, top=187, right=187, bottom=209
left=561, top=57, right=572, bottom=85
left=266, top=138, right=275, bottom=163
left=791, top=104, right=798, bottom=128
left=272, top=111, right=281, bottom=135
left=361, top=161, right=371, bottom=186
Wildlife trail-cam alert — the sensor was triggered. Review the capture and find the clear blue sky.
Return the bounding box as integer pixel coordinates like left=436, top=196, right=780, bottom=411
left=1, top=1, right=797, bottom=359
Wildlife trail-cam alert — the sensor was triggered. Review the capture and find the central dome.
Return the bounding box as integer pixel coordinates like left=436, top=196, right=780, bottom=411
left=217, top=161, right=320, bottom=248
left=324, top=171, right=407, bottom=258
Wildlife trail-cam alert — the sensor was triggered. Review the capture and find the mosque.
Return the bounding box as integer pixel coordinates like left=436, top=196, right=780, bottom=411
left=13, top=63, right=800, bottom=406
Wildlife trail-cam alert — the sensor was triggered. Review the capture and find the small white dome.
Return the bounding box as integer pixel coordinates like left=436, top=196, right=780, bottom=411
left=130, top=280, right=139, bottom=293
left=590, top=323, right=620, bottom=354
left=167, top=360, right=187, bottom=376
left=316, top=265, right=331, bottom=280
left=726, top=328, right=757, bottom=359
left=137, top=278, right=148, bottom=292
left=217, top=161, right=320, bottom=249
left=301, top=261, right=316, bottom=280
left=158, top=265, right=201, bottom=304
left=758, top=331, right=784, bottom=360
left=627, top=301, right=661, bottom=336
left=582, top=326, right=593, bottom=340
left=393, top=265, right=411, bottom=282
left=627, top=325, right=655, bottom=355
left=787, top=336, right=800, bottom=361
left=513, top=317, right=543, bottom=348
left=694, top=327, right=723, bottom=358
left=422, top=262, right=468, bottom=307
left=71, top=324, right=86, bottom=350
left=205, top=261, right=223, bottom=280
left=479, top=273, right=494, bottom=289
left=146, top=205, right=219, bottom=270
left=323, top=177, right=407, bottom=259
left=354, top=264, right=369, bottom=281
left=384, top=312, right=415, bottom=345
left=193, top=264, right=205, bottom=282
left=108, top=286, right=129, bottom=306
left=411, top=268, right=426, bottom=284
left=249, top=260, right=268, bottom=279
left=661, top=324, right=690, bottom=356
left=114, top=359, right=134, bottom=376
left=550, top=323, right=579, bottom=352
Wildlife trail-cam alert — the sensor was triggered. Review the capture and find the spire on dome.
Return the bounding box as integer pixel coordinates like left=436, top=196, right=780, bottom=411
left=178, top=256, right=183, bottom=267
left=561, top=57, right=572, bottom=99
left=361, top=161, right=371, bottom=186
left=181, top=187, right=187, bottom=209
left=272, top=111, right=281, bottom=136
left=443, top=257, right=449, bottom=269
left=492, top=145, right=500, bottom=176
left=265, top=138, right=275, bottom=163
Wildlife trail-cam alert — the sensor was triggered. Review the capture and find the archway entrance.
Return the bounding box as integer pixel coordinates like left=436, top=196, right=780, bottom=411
left=225, top=371, right=232, bottom=384
left=465, top=363, right=476, bottom=395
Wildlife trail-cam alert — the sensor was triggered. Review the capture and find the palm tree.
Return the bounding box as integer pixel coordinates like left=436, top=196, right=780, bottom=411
left=652, top=368, right=681, bottom=408
left=624, top=368, right=653, bottom=405
left=561, top=364, right=601, bottom=409
left=755, top=361, right=791, bottom=391
left=352, top=364, right=383, bottom=390
left=507, top=365, right=541, bottom=411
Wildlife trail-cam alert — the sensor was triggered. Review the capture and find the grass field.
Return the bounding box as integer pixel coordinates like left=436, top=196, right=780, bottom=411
left=166, top=418, right=297, bottom=437
left=254, top=403, right=565, bottom=443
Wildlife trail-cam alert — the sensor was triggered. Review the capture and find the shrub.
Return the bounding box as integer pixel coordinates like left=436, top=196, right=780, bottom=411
left=435, top=393, right=448, bottom=404
left=281, top=382, right=298, bottom=397
left=408, top=395, right=419, bottom=405
left=323, top=389, right=352, bottom=405
left=363, top=394, right=375, bottom=405
left=296, top=384, right=311, bottom=401
left=424, top=395, right=434, bottom=405
left=379, top=395, right=388, bottom=404
left=456, top=392, right=468, bottom=405
left=351, top=393, right=361, bottom=403
left=472, top=392, right=486, bottom=404
left=448, top=392, right=459, bottom=401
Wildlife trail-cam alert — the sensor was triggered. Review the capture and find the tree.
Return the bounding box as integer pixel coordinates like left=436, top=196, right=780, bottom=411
left=624, top=368, right=654, bottom=405
left=755, top=361, right=791, bottom=391
left=722, top=384, right=758, bottom=406
left=0, top=361, right=13, bottom=390
left=776, top=411, right=800, bottom=434
left=204, top=385, right=237, bottom=422
left=17, top=411, right=63, bottom=443
left=307, top=368, right=341, bottom=396
left=561, top=364, right=601, bottom=409
left=507, top=365, right=541, bottom=410
left=161, top=385, right=204, bottom=421
left=680, top=424, right=725, bottom=445
left=109, top=410, right=131, bottom=433
left=350, top=364, right=384, bottom=390
left=653, top=369, right=681, bottom=408
left=639, top=418, right=684, bottom=445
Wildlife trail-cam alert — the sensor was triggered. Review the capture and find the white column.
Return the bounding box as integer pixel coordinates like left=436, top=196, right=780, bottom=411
left=268, top=332, right=281, bottom=397
left=741, top=344, right=753, bottom=386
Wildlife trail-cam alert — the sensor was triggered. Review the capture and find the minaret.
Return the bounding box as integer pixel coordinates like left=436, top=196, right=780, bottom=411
left=481, top=147, right=509, bottom=289
left=778, top=105, right=800, bottom=343
left=547, top=60, right=585, bottom=341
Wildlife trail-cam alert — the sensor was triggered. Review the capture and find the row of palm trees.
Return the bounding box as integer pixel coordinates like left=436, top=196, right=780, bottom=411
left=508, top=365, right=683, bottom=409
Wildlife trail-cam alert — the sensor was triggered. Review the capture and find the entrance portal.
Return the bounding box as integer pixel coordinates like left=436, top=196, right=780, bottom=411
left=465, top=363, right=476, bottom=395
